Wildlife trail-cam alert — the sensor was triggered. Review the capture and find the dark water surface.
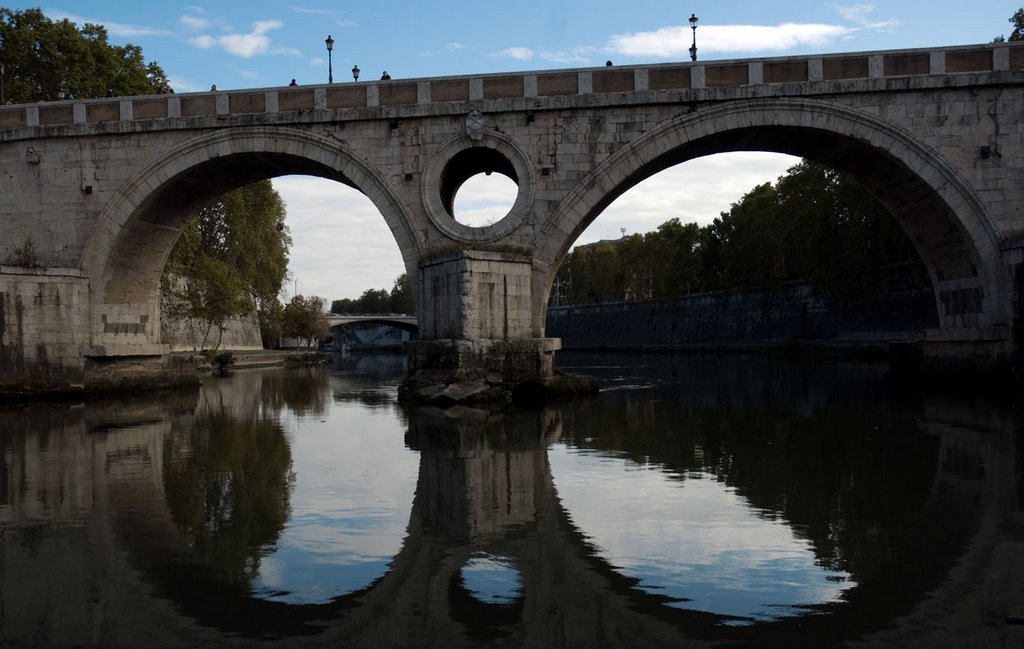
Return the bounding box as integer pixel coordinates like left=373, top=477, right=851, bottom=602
left=1, top=352, right=1020, bottom=648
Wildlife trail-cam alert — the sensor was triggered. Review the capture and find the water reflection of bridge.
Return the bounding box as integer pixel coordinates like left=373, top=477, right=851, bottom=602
left=0, top=366, right=1019, bottom=647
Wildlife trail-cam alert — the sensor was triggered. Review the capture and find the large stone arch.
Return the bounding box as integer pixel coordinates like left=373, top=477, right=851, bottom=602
left=533, top=97, right=1004, bottom=336
left=80, top=126, right=422, bottom=350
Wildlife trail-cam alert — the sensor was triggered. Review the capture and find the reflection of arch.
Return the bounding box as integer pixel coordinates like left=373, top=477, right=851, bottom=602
left=534, top=98, right=1002, bottom=331
left=86, top=379, right=1002, bottom=646
left=80, top=126, right=422, bottom=313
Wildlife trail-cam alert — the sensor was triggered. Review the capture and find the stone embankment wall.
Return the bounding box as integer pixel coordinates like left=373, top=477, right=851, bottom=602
left=160, top=310, right=263, bottom=352
left=159, top=276, right=263, bottom=352
left=546, top=283, right=938, bottom=349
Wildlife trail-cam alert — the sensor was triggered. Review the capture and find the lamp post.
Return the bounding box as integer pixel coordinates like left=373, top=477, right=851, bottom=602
left=689, top=13, right=699, bottom=62
left=352, top=65, right=360, bottom=82
left=325, top=34, right=334, bottom=84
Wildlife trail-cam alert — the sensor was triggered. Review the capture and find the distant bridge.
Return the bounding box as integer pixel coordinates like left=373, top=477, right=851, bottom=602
left=327, top=314, right=418, bottom=334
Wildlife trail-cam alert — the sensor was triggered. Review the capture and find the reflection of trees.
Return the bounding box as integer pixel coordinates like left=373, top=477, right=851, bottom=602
left=258, top=368, right=329, bottom=418
left=329, top=354, right=409, bottom=420
left=163, top=409, right=294, bottom=585
left=552, top=353, right=979, bottom=634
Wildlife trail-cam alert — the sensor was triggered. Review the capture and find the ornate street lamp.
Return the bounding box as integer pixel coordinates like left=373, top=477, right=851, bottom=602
left=689, top=13, right=699, bottom=62
left=352, top=65, right=360, bottom=82
left=325, top=34, right=334, bottom=84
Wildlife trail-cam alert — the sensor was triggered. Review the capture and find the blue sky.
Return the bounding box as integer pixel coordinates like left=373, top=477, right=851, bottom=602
left=13, top=2, right=1015, bottom=301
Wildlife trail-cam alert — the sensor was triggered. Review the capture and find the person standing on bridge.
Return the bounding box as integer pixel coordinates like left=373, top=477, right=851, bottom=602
left=380, top=71, right=391, bottom=80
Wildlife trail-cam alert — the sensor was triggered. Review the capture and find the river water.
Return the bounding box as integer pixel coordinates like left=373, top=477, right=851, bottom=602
left=1, top=352, right=1020, bottom=648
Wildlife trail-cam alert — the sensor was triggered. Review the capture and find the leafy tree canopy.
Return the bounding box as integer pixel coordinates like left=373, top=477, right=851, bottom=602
left=553, top=161, right=927, bottom=306
left=163, top=180, right=291, bottom=350
left=0, top=7, right=168, bottom=103
left=994, top=8, right=1024, bottom=41
left=283, top=294, right=329, bottom=350
left=331, top=273, right=415, bottom=314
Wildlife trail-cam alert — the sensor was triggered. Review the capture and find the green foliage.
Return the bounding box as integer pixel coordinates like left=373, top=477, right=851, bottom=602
left=282, top=294, right=329, bottom=349
left=995, top=8, right=1024, bottom=41
left=555, top=240, right=625, bottom=305
left=390, top=273, right=414, bottom=313
left=331, top=273, right=415, bottom=314
left=553, top=161, right=927, bottom=305
left=258, top=297, right=285, bottom=349
left=162, top=180, right=291, bottom=350
left=204, top=350, right=236, bottom=376
left=0, top=7, right=168, bottom=103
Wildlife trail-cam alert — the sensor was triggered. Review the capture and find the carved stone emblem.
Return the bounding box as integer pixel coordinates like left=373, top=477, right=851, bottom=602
left=466, top=110, right=485, bottom=141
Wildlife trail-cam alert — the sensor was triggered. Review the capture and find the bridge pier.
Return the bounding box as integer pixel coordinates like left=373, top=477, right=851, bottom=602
left=400, top=250, right=590, bottom=405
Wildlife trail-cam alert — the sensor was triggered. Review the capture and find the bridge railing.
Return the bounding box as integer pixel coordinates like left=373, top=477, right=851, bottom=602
left=1, top=42, right=1021, bottom=132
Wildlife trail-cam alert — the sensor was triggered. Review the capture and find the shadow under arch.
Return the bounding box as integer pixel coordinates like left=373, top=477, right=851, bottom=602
left=534, top=97, right=1004, bottom=332
left=80, top=126, right=423, bottom=311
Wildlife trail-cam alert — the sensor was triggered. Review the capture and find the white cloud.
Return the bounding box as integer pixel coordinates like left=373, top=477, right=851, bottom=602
left=609, top=23, right=855, bottom=58
left=576, top=152, right=798, bottom=246
left=272, top=176, right=407, bottom=301
left=288, top=5, right=357, bottom=27
left=179, top=14, right=210, bottom=29
left=166, top=75, right=203, bottom=93
left=494, top=47, right=535, bottom=61
left=834, top=3, right=900, bottom=31
left=189, top=19, right=286, bottom=58
left=46, top=11, right=172, bottom=38
left=453, top=174, right=519, bottom=227
left=539, top=47, right=594, bottom=65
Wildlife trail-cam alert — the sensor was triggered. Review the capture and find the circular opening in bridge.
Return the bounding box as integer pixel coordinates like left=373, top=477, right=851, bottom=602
left=440, top=147, right=520, bottom=228
left=452, top=173, right=519, bottom=228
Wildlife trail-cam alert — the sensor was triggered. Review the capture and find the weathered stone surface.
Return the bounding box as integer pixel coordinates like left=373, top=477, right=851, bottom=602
left=2, top=42, right=1024, bottom=390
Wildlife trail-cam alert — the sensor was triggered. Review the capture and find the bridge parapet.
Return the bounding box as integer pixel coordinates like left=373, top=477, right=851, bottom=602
left=1, top=43, right=1021, bottom=135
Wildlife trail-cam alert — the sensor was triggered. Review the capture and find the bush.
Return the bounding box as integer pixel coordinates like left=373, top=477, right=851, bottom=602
left=205, top=350, right=236, bottom=376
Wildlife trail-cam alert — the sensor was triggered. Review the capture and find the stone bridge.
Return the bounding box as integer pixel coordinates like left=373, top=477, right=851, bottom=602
left=328, top=313, right=418, bottom=333
left=2, top=42, right=1024, bottom=393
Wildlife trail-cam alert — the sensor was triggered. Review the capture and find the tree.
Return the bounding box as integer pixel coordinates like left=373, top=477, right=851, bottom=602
left=389, top=273, right=415, bottom=313
left=551, top=161, right=926, bottom=306
left=282, top=295, right=329, bottom=350
left=162, top=180, right=291, bottom=350
left=330, top=273, right=415, bottom=314
left=0, top=8, right=168, bottom=103
left=994, top=8, right=1024, bottom=41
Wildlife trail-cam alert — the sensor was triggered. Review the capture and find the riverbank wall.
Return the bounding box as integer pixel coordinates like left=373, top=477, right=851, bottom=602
left=545, top=283, right=938, bottom=351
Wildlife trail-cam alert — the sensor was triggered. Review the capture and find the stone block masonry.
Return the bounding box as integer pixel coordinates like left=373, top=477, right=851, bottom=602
left=0, top=268, right=90, bottom=390
left=1, top=41, right=1023, bottom=394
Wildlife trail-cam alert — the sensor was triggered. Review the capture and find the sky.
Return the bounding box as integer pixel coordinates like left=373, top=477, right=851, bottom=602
left=13, top=2, right=1014, bottom=301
